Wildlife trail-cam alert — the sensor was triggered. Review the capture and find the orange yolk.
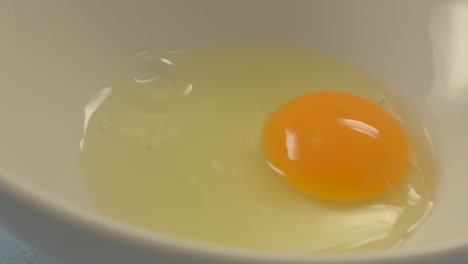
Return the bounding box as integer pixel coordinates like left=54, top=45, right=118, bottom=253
left=263, top=91, right=412, bottom=202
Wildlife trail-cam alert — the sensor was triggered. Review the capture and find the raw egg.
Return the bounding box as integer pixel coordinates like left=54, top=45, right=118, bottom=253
left=264, top=91, right=412, bottom=201
left=81, top=45, right=435, bottom=253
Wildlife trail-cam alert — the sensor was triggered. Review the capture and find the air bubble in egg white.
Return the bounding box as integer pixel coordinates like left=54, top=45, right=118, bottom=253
left=116, top=51, right=193, bottom=102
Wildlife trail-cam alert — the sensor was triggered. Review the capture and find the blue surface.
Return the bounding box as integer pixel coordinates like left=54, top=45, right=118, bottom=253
left=0, top=224, right=58, bottom=264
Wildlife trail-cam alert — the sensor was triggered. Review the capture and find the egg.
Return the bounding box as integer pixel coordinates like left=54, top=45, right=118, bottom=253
left=264, top=91, right=412, bottom=201
left=81, top=45, right=435, bottom=253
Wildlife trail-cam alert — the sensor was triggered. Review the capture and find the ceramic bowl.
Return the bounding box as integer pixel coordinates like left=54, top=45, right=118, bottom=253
left=1, top=1, right=468, bottom=263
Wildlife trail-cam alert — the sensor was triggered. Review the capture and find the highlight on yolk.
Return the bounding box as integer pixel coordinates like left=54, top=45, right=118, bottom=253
left=263, top=91, right=412, bottom=202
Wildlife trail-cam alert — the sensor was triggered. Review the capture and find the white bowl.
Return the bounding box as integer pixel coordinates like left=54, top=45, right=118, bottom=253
left=1, top=0, right=468, bottom=263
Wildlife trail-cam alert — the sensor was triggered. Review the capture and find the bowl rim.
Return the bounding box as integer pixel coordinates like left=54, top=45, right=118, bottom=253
left=0, top=168, right=466, bottom=263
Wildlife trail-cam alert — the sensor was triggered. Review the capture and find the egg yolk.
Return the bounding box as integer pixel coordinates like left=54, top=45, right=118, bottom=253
left=263, top=91, right=412, bottom=202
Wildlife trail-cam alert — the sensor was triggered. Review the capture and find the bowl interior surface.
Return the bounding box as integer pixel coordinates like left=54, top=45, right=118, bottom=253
left=1, top=0, right=467, bottom=255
